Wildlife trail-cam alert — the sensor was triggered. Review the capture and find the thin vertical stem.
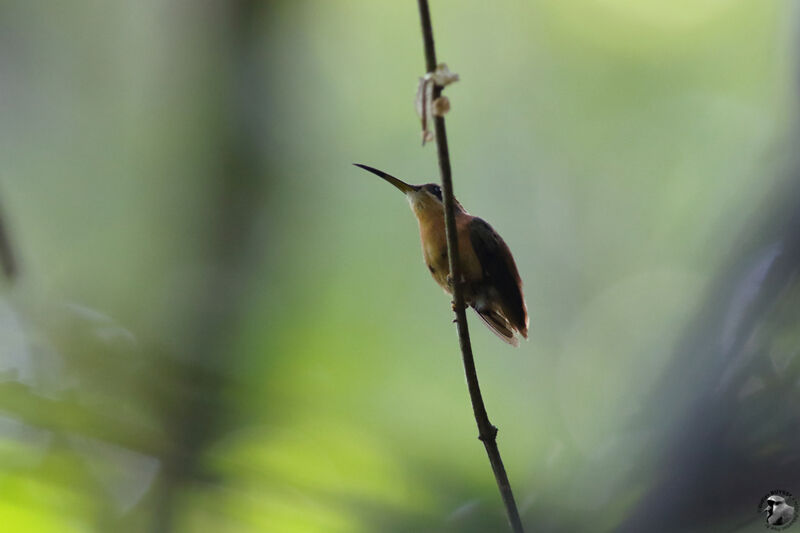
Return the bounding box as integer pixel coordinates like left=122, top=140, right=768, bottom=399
left=416, top=1, right=525, bottom=532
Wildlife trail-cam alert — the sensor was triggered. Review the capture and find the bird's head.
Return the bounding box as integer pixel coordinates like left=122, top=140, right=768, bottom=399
left=355, top=164, right=463, bottom=216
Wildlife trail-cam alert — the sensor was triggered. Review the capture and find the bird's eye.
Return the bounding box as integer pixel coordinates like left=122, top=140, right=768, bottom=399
left=428, top=184, right=442, bottom=200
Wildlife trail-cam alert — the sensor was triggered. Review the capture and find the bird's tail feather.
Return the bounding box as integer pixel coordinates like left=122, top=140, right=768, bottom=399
left=474, top=309, right=518, bottom=347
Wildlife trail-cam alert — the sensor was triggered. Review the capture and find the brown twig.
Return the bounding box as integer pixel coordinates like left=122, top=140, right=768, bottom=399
left=415, top=1, right=525, bottom=532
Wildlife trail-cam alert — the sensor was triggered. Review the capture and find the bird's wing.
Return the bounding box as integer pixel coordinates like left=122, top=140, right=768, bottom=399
left=468, top=217, right=528, bottom=336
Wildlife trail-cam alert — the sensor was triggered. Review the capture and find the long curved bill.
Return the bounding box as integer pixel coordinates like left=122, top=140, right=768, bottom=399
left=354, top=163, right=419, bottom=193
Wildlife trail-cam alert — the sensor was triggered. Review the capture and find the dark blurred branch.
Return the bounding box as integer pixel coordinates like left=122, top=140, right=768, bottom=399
left=152, top=0, right=264, bottom=531
left=0, top=200, right=18, bottom=280
left=416, top=2, right=525, bottom=532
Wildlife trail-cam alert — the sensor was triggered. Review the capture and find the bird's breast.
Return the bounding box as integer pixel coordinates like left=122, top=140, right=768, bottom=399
left=419, top=217, right=449, bottom=289
left=416, top=212, right=483, bottom=293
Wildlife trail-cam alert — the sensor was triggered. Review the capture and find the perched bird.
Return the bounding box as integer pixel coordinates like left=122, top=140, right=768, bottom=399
left=355, top=163, right=528, bottom=346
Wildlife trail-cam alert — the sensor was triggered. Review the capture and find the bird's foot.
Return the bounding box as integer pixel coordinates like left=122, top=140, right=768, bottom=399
left=446, top=274, right=464, bottom=290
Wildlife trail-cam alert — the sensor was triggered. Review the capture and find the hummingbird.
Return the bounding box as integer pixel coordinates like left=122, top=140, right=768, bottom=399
left=355, top=163, right=528, bottom=346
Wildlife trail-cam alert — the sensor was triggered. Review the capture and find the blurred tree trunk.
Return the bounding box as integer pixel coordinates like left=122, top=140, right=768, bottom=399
left=152, top=1, right=267, bottom=531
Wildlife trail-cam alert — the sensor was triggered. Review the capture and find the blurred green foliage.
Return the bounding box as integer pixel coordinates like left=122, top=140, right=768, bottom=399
left=0, top=1, right=798, bottom=532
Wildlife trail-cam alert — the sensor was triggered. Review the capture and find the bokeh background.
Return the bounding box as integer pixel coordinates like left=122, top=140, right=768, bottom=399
left=1, top=1, right=799, bottom=532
